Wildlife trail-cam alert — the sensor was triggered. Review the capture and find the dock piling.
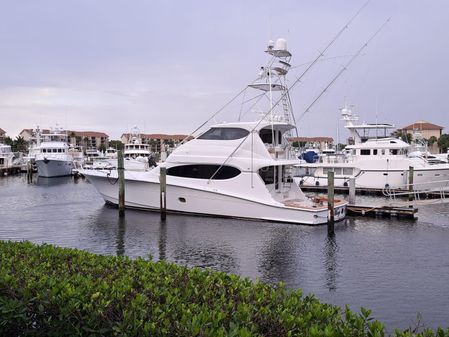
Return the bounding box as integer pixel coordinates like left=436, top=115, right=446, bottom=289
left=117, top=150, right=125, bottom=217
left=26, top=162, right=33, bottom=184
left=408, top=166, right=414, bottom=204
left=160, top=167, right=167, bottom=220
left=327, top=171, right=335, bottom=234
left=349, top=177, right=356, bottom=204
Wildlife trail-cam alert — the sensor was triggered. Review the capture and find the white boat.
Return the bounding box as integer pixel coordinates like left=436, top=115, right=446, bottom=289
left=105, top=147, right=117, bottom=159
left=22, top=126, right=43, bottom=171
left=295, top=105, right=449, bottom=191
left=82, top=38, right=347, bottom=225
left=115, top=127, right=154, bottom=171
left=0, top=144, right=16, bottom=171
left=35, top=126, right=74, bottom=177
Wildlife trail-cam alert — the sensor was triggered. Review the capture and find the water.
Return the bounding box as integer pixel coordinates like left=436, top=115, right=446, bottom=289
left=1, top=174, right=449, bottom=331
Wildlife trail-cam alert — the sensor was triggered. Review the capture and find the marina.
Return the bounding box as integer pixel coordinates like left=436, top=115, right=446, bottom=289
left=1, top=174, right=449, bottom=331
left=2, top=1, right=449, bottom=334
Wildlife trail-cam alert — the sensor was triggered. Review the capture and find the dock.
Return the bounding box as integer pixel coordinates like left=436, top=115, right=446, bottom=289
left=346, top=204, right=417, bottom=219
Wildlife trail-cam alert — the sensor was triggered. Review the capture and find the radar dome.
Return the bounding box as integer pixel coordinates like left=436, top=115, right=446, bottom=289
left=274, top=38, right=287, bottom=51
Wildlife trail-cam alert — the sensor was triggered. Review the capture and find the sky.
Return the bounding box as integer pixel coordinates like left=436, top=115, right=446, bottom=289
left=1, top=0, right=448, bottom=141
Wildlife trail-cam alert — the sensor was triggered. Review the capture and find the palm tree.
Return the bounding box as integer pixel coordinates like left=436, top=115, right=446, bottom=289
left=14, top=136, right=28, bottom=152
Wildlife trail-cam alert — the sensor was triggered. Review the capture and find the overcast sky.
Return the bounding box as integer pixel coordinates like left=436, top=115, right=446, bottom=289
left=1, top=0, right=448, bottom=140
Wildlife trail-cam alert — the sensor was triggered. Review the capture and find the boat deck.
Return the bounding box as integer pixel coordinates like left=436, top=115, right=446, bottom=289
left=283, top=197, right=346, bottom=210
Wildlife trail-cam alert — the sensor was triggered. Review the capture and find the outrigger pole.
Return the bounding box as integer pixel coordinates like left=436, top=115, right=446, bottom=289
left=297, top=16, right=391, bottom=122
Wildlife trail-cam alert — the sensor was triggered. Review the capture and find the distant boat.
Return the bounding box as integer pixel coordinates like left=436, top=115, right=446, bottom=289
left=0, top=144, right=16, bottom=171
left=118, top=127, right=154, bottom=171
left=83, top=38, right=347, bottom=225
left=35, top=126, right=73, bottom=178
left=295, top=104, right=449, bottom=191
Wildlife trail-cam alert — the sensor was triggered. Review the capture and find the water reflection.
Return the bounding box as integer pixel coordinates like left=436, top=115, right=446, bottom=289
left=169, top=228, right=238, bottom=273
left=323, top=233, right=338, bottom=292
left=116, top=215, right=126, bottom=256
left=158, top=220, right=167, bottom=261
left=36, top=176, right=74, bottom=186
left=258, top=226, right=304, bottom=285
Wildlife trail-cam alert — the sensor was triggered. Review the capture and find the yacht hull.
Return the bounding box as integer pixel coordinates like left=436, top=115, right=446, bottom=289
left=36, top=159, right=73, bottom=177
left=85, top=171, right=346, bottom=225
left=296, top=166, right=449, bottom=191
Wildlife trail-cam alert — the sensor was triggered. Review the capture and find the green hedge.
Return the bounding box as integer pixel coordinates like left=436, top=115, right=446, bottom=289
left=0, top=241, right=447, bottom=337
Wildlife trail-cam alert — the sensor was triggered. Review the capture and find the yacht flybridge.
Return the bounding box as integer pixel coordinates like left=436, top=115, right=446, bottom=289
left=295, top=105, right=449, bottom=191
left=83, top=39, right=347, bottom=225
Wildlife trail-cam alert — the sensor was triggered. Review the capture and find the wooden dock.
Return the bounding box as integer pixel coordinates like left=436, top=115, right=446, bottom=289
left=346, top=204, right=417, bottom=219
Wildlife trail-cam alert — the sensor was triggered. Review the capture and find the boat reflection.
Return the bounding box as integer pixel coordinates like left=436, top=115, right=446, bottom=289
left=36, top=176, right=75, bottom=186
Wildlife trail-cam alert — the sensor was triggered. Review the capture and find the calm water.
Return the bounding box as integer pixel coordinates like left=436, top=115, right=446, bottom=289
left=1, top=174, right=449, bottom=331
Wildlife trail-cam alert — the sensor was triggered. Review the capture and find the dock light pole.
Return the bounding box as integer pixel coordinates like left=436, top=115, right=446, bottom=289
left=160, top=167, right=167, bottom=220
left=117, top=150, right=125, bottom=217
left=327, top=171, right=335, bottom=234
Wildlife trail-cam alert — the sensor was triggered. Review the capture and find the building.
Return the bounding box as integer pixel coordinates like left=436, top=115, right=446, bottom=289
left=120, top=133, right=190, bottom=153
left=0, top=128, right=5, bottom=143
left=399, top=121, right=444, bottom=153
left=19, top=128, right=109, bottom=150
left=288, top=136, right=334, bottom=149
left=19, top=128, right=50, bottom=142
left=67, top=131, right=109, bottom=150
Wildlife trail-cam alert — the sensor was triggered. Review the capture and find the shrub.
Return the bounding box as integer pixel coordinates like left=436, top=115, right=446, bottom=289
left=0, top=241, right=448, bottom=336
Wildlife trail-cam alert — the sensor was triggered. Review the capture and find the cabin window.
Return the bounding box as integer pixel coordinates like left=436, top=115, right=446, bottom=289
left=323, top=167, right=332, bottom=174
left=334, top=168, right=342, bottom=175
left=360, top=149, right=371, bottom=155
left=381, top=149, right=385, bottom=155
left=259, top=128, right=282, bottom=144
left=343, top=168, right=353, bottom=175
left=373, top=149, right=378, bottom=155
left=198, top=127, right=249, bottom=140
left=390, top=149, right=398, bottom=155
left=167, top=164, right=241, bottom=180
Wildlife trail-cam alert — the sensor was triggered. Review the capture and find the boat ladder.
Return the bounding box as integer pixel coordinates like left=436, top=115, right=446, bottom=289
left=283, top=165, right=293, bottom=188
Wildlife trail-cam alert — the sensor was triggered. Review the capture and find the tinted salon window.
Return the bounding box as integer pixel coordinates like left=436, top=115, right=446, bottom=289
left=198, top=128, right=249, bottom=140
left=167, top=165, right=241, bottom=180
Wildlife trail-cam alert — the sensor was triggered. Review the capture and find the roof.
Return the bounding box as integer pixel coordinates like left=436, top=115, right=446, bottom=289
left=67, top=130, right=109, bottom=138
left=288, top=137, right=334, bottom=143
left=121, top=133, right=191, bottom=141
left=19, top=129, right=108, bottom=137
left=401, top=121, right=444, bottom=131
left=19, top=128, right=51, bottom=135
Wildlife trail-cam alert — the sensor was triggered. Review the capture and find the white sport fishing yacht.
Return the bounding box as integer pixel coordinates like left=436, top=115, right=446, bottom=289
left=83, top=39, right=347, bottom=225
left=35, top=126, right=74, bottom=177
left=295, top=105, right=449, bottom=191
